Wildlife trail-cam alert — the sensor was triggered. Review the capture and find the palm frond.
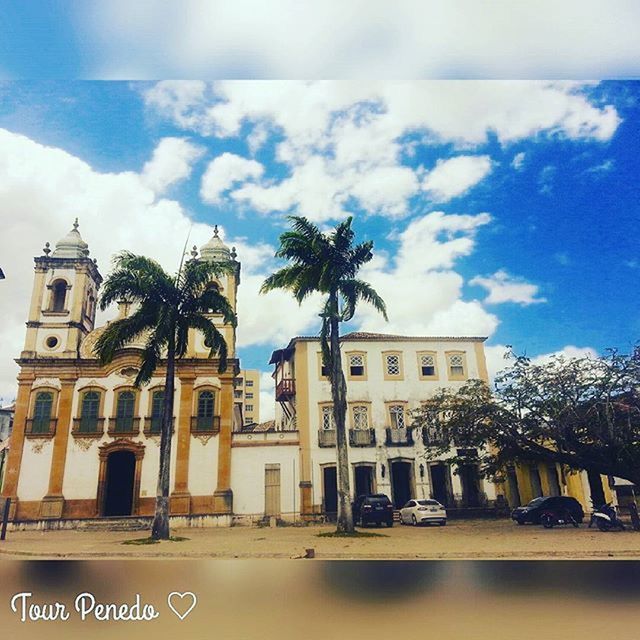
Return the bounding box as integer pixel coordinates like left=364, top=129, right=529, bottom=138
left=339, top=278, right=388, bottom=322
left=188, top=315, right=229, bottom=373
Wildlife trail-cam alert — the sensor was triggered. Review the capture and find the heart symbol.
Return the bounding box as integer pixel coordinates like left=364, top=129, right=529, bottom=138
left=167, top=591, right=197, bottom=621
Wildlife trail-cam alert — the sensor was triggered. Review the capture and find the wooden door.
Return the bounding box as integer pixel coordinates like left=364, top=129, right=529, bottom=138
left=265, top=464, right=281, bottom=518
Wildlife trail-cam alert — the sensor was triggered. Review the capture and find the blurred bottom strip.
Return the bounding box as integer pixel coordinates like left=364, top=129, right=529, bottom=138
left=1, top=560, right=639, bottom=639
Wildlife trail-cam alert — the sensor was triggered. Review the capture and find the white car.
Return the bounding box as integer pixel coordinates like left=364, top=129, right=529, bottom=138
left=399, top=499, right=447, bottom=526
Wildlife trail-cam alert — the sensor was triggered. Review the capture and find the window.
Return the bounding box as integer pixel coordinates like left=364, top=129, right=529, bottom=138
left=234, top=390, right=243, bottom=399
left=78, top=391, right=101, bottom=433
left=420, top=354, right=436, bottom=377
left=321, top=406, right=335, bottom=430
left=245, top=380, right=253, bottom=387
left=51, top=280, right=67, bottom=312
left=386, top=354, right=400, bottom=375
left=32, top=391, right=53, bottom=433
left=150, top=390, right=165, bottom=433
left=389, top=404, right=406, bottom=429
left=114, top=390, right=135, bottom=432
left=448, top=353, right=465, bottom=377
left=245, top=392, right=253, bottom=399
left=245, top=404, right=254, bottom=412
left=349, top=354, right=365, bottom=377
left=196, top=390, right=215, bottom=430
left=352, top=405, right=369, bottom=430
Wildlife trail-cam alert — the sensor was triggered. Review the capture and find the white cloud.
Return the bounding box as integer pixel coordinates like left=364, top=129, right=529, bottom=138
left=355, top=211, right=498, bottom=336
left=511, top=152, right=525, bottom=169
left=470, top=270, right=546, bottom=306
left=141, top=137, right=204, bottom=194
left=529, top=345, right=598, bottom=366
left=422, top=155, right=492, bottom=202
left=200, top=152, right=264, bottom=204
left=258, top=371, right=275, bottom=422
left=81, top=2, right=640, bottom=79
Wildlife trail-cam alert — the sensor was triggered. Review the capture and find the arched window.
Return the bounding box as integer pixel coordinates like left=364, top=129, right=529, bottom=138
left=32, top=391, right=53, bottom=434
left=78, top=390, right=101, bottom=433
left=51, top=280, right=68, bottom=312
left=196, top=390, right=215, bottom=430
left=150, top=389, right=165, bottom=433
left=115, top=390, right=135, bottom=432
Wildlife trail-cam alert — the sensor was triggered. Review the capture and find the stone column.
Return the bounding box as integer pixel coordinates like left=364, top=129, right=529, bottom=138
left=213, top=379, right=233, bottom=513
left=40, top=378, right=75, bottom=519
left=171, top=375, right=195, bottom=514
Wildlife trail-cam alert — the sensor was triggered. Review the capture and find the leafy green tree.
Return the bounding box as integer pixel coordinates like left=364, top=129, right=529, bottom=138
left=261, top=216, right=387, bottom=533
left=412, top=346, right=640, bottom=489
left=94, top=252, right=236, bottom=539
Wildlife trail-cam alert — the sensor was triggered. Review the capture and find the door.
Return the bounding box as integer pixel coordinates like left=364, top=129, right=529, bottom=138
left=264, top=464, right=281, bottom=518
left=460, top=463, right=482, bottom=507
left=354, top=465, right=374, bottom=497
left=429, top=463, right=452, bottom=507
left=506, top=465, right=521, bottom=507
left=103, top=450, right=136, bottom=516
left=391, top=460, right=413, bottom=508
left=323, top=466, right=338, bottom=520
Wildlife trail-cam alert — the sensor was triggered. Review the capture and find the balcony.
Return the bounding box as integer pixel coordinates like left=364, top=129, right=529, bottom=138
left=143, top=416, right=175, bottom=436
left=25, top=418, right=57, bottom=437
left=72, top=417, right=105, bottom=437
left=385, top=427, right=414, bottom=447
left=349, top=428, right=376, bottom=447
left=107, top=416, right=141, bottom=436
left=422, top=425, right=447, bottom=447
left=318, top=429, right=336, bottom=447
left=275, top=378, right=295, bottom=401
left=190, top=415, right=221, bottom=434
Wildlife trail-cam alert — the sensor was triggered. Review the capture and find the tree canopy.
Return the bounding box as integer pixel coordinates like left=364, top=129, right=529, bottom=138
left=412, top=345, right=640, bottom=486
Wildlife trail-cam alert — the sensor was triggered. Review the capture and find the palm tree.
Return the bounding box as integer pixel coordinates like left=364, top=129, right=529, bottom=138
left=261, top=216, right=387, bottom=533
left=94, top=251, right=236, bottom=540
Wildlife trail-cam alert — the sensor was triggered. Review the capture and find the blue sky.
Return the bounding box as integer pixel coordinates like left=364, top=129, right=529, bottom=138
left=0, top=80, right=639, bottom=412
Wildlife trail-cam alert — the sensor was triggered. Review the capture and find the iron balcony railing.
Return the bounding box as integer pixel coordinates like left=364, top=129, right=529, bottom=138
left=318, top=429, right=336, bottom=447
left=72, top=417, right=105, bottom=435
left=385, top=426, right=414, bottom=446
left=190, top=415, right=221, bottom=434
left=143, top=416, right=175, bottom=435
left=421, top=425, right=448, bottom=447
left=25, top=418, right=57, bottom=436
left=107, top=416, right=141, bottom=436
left=349, top=428, right=376, bottom=447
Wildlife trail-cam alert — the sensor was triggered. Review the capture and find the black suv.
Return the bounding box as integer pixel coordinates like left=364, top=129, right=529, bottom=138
left=511, top=496, right=584, bottom=525
left=353, top=494, right=394, bottom=527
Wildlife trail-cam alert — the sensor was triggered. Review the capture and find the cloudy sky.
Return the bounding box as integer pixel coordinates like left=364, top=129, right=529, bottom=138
left=0, top=80, right=638, bottom=418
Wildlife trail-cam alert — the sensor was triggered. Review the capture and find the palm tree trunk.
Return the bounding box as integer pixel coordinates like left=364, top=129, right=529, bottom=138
left=151, top=332, right=175, bottom=540
left=330, top=302, right=354, bottom=533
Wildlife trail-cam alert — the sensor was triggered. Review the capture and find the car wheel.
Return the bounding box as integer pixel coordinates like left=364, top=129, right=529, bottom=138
left=411, top=514, right=418, bottom=526
left=541, top=512, right=555, bottom=529
left=596, top=518, right=611, bottom=532
left=516, top=519, right=525, bottom=525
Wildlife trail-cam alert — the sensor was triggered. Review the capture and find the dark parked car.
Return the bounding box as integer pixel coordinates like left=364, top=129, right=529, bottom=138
left=511, top=496, right=584, bottom=525
left=352, top=494, right=394, bottom=527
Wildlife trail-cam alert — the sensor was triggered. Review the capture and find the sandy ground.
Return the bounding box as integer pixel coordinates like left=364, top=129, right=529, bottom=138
left=1, top=519, right=640, bottom=559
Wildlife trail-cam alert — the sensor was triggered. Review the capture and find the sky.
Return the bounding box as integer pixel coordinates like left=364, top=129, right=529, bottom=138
left=0, top=80, right=638, bottom=419
left=0, top=4, right=639, bottom=420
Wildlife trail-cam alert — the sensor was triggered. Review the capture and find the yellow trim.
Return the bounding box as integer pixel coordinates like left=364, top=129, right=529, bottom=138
left=318, top=402, right=335, bottom=430
left=111, top=385, right=141, bottom=419
left=474, top=342, right=489, bottom=383
left=416, top=350, right=439, bottom=381
left=445, top=350, right=468, bottom=381
left=382, top=350, right=404, bottom=381
left=28, top=386, right=60, bottom=418
left=193, top=386, right=220, bottom=417
left=316, top=351, right=330, bottom=380
left=294, top=341, right=313, bottom=515
left=76, top=386, right=107, bottom=418
left=345, top=350, right=368, bottom=381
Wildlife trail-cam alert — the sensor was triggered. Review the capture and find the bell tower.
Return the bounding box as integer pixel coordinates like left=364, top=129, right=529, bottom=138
left=190, top=225, right=240, bottom=358
left=23, top=219, right=103, bottom=359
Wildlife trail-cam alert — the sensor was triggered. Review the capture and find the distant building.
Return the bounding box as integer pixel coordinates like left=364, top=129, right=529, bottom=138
left=0, top=403, right=14, bottom=492
left=234, top=370, right=260, bottom=426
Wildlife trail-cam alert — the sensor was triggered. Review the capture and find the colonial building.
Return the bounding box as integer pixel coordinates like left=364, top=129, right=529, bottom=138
left=2, top=222, right=242, bottom=523
left=268, top=333, right=500, bottom=518
left=234, top=369, right=260, bottom=427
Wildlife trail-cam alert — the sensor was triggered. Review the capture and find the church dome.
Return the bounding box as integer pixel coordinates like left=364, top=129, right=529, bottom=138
left=52, top=219, right=90, bottom=259
left=200, top=225, right=231, bottom=262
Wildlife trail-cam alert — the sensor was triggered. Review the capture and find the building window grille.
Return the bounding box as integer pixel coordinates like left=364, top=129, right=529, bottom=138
left=389, top=404, right=406, bottom=429
left=386, top=354, right=401, bottom=376
left=420, top=354, right=436, bottom=376
left=321, top=406, right=335, bottom=430
left=349, top=354, right=365, bottom=376
left=353, top=405, right=369, bottom=430
left=449, top=354, right=465, bottom=377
